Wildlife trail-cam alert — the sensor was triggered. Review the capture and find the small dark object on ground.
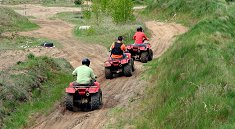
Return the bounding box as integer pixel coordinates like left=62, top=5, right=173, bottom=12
left=41, top=42, right=54, bottom=47
left=17, top=61, right=23, bottom=65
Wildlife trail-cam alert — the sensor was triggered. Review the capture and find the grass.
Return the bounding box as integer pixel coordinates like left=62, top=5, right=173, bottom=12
left=137, top=17, right=235, bottom=129
left=105, top=1, right=235, bottom=129
left=0, top=54, right=73, bottom=129
left=0, top=7, right=60, bottom=50
left=0, top=36, right=60, bottom=50
left=52, top=11, right=151, bottom=48
left=2, top=0, right=80, bottom=7
left=140, top=0, right=228, bottom=26
left=0, top=7, right=38, bottom=34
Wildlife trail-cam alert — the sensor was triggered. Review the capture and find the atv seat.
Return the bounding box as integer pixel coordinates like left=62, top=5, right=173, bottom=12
left=133, top=44, right=146, bottom=47
left=111, top=57, right=123, bottom=60
left=72, top=81, right=96, bottom=87
left=73, top=85, right=97, bottom=88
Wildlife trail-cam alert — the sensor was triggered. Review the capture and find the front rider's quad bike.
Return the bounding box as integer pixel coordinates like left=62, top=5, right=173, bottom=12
left=65, top=82, right=102, bottom=111
left=104, top=52, right=135, bottom=79
left=127, top=41, right=153, bottom=63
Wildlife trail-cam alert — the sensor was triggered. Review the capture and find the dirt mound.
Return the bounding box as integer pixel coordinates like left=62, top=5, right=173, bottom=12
left=1, top=5, right=187, bottom=129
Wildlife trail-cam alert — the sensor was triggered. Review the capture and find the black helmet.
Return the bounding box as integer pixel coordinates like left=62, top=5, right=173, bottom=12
left=82, top=58, right=90, bottom=66
left=118, top=36, right=123, bottom=41
left=137, top=26, right=143, bottom=32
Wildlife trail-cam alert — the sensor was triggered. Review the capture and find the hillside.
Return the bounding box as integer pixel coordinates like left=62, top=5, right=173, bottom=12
left=113, top=0, right=235, bottom=129
left=0, top=6, right=73, bottom=129
left=0, top=7, right=38, bottom=34
left=0, top=55, right=73, bottom=129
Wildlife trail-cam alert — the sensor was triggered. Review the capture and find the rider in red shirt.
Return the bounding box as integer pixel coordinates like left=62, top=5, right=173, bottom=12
left=133, top=27, right=148, bottom=44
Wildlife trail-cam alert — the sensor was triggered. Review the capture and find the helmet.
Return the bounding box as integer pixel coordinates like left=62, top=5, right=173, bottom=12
left=137, top=26, right=143, bottom=32
left=82, top=58, right=90, bottom=66
left=118, top=36, right=123, bottom=41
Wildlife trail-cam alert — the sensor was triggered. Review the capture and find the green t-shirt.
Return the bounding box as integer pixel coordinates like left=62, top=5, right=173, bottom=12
left=72, top=65, right=96, bottom=84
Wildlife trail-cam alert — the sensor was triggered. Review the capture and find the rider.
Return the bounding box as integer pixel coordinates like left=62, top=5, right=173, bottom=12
left=110, top=36, right=127, bottom=58
left=133, top=26, right=149, bottom=45
left=72, top=58, right=96, bottom=86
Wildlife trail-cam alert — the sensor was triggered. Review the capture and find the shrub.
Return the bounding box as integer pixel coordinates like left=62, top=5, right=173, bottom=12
left=110, top=0, right=135, bottom=23
left=74, top=0, right=83, bottom=5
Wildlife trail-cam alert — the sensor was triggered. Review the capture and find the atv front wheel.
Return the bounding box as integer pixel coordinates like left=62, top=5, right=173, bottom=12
left=148, top=49, right=153, bottom=61
left=140, top=52, right=148, bottom=63
left=66, top=93, right=74, bottom=111
left=130, top=58, right=135, bottom=72
left=123, top=63, right=132, bottom=77
left=105, top=68, right=113, bottom=79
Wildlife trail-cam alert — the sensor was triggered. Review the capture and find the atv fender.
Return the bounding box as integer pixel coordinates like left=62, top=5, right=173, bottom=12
left=66, top=87, right=76, bottom=93
left=139, top=46, right=146, bottom=50
left=104, top=61, right=111, bottom=67
left=121, top=59, right=128, bottom=64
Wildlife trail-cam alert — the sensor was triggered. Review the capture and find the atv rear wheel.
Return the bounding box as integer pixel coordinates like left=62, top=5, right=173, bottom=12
left=130, top=58, right=135, bottom=72
left=148, top=49, right=153, bottom=61
left=140, top=52, right=148, bottom=63
left=105, top=68, right=113, bottom=79
left=123, top=63, right=132, bottom=77
left=66, top=93, right=74, bottom=111
left=90, top=90, right=102, bottom=110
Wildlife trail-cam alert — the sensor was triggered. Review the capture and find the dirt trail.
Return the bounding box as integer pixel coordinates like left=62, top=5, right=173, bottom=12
left=2, top=5, right=187, bottom=129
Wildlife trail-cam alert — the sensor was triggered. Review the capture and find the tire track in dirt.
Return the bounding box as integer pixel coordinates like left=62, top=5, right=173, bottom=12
left=2, top=5, right=187, bottom=129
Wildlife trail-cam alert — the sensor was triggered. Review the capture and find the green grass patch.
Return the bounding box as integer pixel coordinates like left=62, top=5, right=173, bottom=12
left=0, top=36, right=60, bottom=50
left=53, top=11, right=151, bottom=48
left=141, top=0, right=228, bottom=26
left=0, top=7, right=38, bottom=34
left=105, top=1, right=235, bottom=129
left=2, top=0, right=79, bottom=7
left=131, top=3, right=235, bottom=129
left=0, top=54, right=73, bottom=129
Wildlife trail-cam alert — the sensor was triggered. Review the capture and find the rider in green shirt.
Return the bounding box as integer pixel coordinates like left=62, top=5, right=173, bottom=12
left=72, top=58, right=96, bottom=86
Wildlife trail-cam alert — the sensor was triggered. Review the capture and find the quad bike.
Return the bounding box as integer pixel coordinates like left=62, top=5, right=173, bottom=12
left=127, top=40, right=153, bottom=63
left=104, top=52, right=135, bottom=79
left=65, top=81, right=102, bottom=111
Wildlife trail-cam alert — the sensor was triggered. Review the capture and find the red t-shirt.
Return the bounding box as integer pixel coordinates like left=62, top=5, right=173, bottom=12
left=133, top=32, right=148, bottom=44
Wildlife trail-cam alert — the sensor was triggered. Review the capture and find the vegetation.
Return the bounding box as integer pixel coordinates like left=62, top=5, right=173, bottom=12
left=74, top=0, right=83, bottom=5
left=52, top=11, right=150, bottom=48
left=106, top=1, right=235, bottom=129
left=0, top=36, right=59, bottom=50
left=0, top=5, right=72, bottom=129
left=142, top=0, right=228, bottom=26
left=109, top=0, right=135, bottom=23
left=0, top=7, right=38, bottom=35
left=0, top=54, right=73, bottom=129
left=2, top=0, right=78, bottom=7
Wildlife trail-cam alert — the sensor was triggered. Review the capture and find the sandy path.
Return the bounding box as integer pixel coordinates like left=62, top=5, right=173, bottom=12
left=1, top=4, right=187, bottom=129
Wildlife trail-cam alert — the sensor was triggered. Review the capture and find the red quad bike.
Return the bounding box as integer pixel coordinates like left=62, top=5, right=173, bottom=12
left=127, top=41, right=153, bottom=63
left=65, top=81, right=102, bottom=111
left=104, top=52, right=135, bottom=79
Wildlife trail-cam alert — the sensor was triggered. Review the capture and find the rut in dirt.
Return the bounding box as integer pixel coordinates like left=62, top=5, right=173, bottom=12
left=5, top=5, right=187, bottom=129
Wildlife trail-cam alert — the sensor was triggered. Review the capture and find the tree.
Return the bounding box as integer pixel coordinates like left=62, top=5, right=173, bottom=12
left=109, top=0, right=134, bottom=23
left=92, top=0, right=102, bottom=25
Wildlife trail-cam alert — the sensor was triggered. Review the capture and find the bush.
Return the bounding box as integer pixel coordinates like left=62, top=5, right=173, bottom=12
left=110, top=0, right=135, bottom=23
left=74, top=0, right=83, bottom=5
left=83, top=10, right=92, bottom=19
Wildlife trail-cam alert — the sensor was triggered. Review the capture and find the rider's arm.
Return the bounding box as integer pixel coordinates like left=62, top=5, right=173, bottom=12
left=72, top=68, right=77, bottom=76
left=121, top=44, right=126, bottom=51
left=109, top=42, right=114, bottom=51
left=133, top=33, right=136, bottom=40
left=143, top=33, right=148, bottom=40
left=90, top=69, right=96, bottom=80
